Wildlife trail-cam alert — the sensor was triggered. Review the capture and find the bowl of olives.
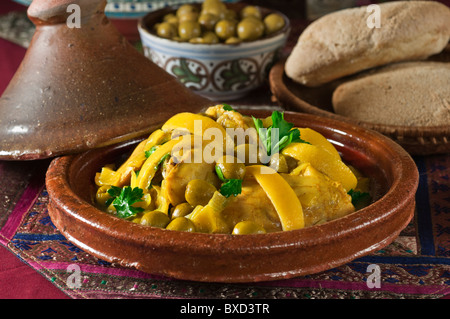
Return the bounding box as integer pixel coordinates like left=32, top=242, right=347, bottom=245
left=137, top=0, right=290, bottom=101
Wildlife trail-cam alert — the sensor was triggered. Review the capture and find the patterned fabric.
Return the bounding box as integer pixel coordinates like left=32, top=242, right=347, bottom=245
left=1, top=0, right=449, bottom=299
left=0, top=11, right=34, bottom=48
left=0, top=154, right=449, bottom=299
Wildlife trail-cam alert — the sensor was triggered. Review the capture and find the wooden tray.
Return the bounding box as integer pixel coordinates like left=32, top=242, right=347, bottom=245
left=269, top=49, right=450, bottom=156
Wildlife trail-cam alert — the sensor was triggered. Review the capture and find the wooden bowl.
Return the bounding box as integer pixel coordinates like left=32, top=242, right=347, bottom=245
left=45, top=110, right=419, bottom=283
left=269, top=49, right=450, bottom=156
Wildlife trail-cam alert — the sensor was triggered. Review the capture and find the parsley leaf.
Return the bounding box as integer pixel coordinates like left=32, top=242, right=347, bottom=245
left=219, top=179, right=243, bottom=198
left=215, top=165, right=226, bottom=182
left=348, top=189, right=371, bottom=209
left=252, top=116, right=269, bottom=153
left=105, top=186, right=121, bottom=207
left=215, top=165, right=242, bottom=198
left=106, top=186, right=145, bottom=219
left=157, top=153, right=171, bottom=167
left=222, top=103, right=235, bottom=112
left=145, top=146, right=158, bottom=158
left=252, top=111, right=309, bottom=156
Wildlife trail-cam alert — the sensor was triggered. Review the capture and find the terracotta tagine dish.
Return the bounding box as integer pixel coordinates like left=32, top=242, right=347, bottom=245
left=0, top=0, right=210, bottom=160
left=46, top=109, right=419, bottom=283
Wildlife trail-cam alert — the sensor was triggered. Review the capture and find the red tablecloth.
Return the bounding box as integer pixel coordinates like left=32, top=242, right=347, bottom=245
left=0, top=0, right=449, bottom=301
left=0, top=1, right=69, bottom=299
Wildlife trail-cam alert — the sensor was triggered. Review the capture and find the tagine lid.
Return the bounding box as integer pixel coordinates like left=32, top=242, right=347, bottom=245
left=0, top=0, right=210, bottom=160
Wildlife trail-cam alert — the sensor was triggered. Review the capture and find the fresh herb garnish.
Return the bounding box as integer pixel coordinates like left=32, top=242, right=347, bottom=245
left=145, top=146, right=158, bottom=158
left=215, top=165, right=242, bottom=198
left=215, top=165, right=226, bottom=181
left=222, top=103, right=235, bottom=112
left=105, top=186, right=121, bottom=206
left=219, top=179, right=242, bottom=198
left=157, top=153, right=171, bottom=167
left=252, top=111, right=309, bottom=156
left=105, top=186, right=145, bottom=219
left=348, top=189, right=371, bottom=209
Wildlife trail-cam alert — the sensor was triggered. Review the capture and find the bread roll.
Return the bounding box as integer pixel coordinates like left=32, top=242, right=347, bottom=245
left=332, top=62, right=450, bottom=127
left=285, top=1, right=450, bottom=87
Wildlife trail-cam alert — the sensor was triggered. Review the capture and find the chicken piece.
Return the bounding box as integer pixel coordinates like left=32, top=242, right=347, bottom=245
left=221, top=176, right=283, bottom=233
left=205, top=105, right=255, bottom=131
left=164, top=152, right=221, bottom=206
left=220, top=163, right=355, bottom=232
left=217, top=110, right=249, bottom=130
left=204, top=104, right=228, bottom=119
left=281, top=163, right=355, bottom=226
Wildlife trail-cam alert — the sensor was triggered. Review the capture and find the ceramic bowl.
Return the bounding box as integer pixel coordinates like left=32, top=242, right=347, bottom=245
left=46, top=110, right=419, bottom=283
left=137, top=3, right=290, bottom=101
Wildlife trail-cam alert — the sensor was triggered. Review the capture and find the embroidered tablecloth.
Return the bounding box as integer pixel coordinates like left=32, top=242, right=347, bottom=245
left=1, top=155, right=449, bottom=299
left=0, top=0, right=449, bottom=300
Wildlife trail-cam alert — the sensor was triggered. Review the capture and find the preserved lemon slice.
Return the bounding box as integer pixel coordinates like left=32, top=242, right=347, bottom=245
left=282, top=142, right=357, bottom=192
left=95, top=166, right=121, bottom=187
left=134, top=138, right=182, bottom=190
left=246, top=165, right=304, bottom=231
left=297, top=128, right=340, bottom=160
left=115, top=129, right=170, bottom=186
left=161, top=112, right=233, bottom=149
left=162, top=112, right=224, bottom=135
left=187, top=191, right=230, bottom=233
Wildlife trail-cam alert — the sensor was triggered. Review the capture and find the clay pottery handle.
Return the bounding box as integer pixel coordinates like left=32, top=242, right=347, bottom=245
left=28, top=0, right=106, bottom=25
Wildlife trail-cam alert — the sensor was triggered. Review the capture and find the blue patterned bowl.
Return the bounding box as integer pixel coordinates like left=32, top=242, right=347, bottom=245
left=138, top=3, right=290, bottom=101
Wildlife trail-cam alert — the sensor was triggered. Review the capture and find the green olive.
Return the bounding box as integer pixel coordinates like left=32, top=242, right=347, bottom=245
left=202, top=0, right=227, bottom=19
left=163, top=13, right=176, bottom=21
left=232, top=221, right=266, bottom=235
left=216, top=155, right=246, bottom=180
left=263, top=13, right=285, bottom=35
left=166, top=17, right=179, bottom=28
left=224, top=9, right=238, bottom=21
left=214, top=19, right=237, bottom=40
left=140, top=211, right=170, bottom=228
left=156, top=21, right=177, bottom=39
left=239, top=5, right=262, bottom=20
left=185, top=179, right=217, bottom=206
left=172, top=36, right=185, bottom=42
left=163, top=13, right=179, bottom=26
left=178, top=20, right=202, bottom=40
left=237, top=17, right=264, bottom=41
left=225, top=36, right=241, bottom=44
left=171, top=202, right=194, bottom=219
left=176, top=4, right=198, bottom=18
left=166, top=217, right=196, bottom=232
left=198, top=12, right=219, bottom=31
left=189, top=37, right=204, bottom=44
left=269, top=153, right=289, bottom=173
left=178, top=11, right=199, bottom=23
left=284, top=155, right=298, bottom=172
left=202, top=31, right=220, bottom=44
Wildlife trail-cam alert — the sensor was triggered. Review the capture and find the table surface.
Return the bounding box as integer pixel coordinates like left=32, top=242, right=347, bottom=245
left=1, top=0, right=449, bottom=300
